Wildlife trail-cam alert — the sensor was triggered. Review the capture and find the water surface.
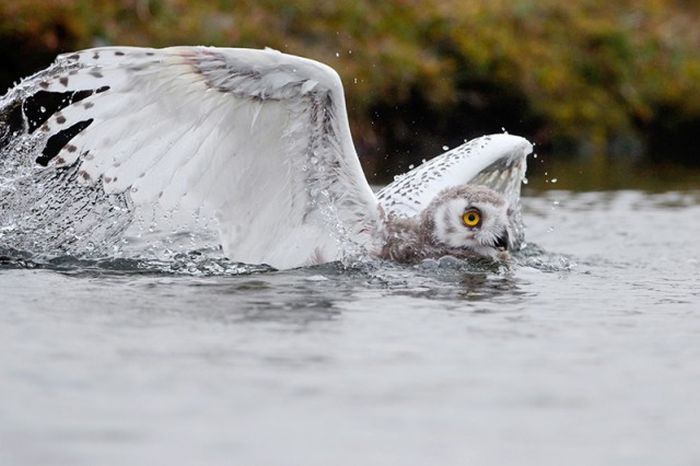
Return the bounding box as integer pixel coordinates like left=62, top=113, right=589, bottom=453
left=1, top=189, right=699, bottom=465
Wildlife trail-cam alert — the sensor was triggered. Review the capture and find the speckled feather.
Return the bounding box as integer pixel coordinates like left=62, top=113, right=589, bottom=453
left=2, top=46, right=382, bottom=269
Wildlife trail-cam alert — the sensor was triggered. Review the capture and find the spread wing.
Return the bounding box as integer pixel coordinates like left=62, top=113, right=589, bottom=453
left=0, top=46, right=381, bottom=269
left=376, top=134, right=533, bottom=246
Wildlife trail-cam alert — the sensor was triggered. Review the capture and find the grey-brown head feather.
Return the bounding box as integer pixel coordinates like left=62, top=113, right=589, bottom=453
left=379, top=184, right=510, bottom=262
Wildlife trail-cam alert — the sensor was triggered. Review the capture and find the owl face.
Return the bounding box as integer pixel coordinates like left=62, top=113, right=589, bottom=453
left=422, top=185, right=511, bottom=258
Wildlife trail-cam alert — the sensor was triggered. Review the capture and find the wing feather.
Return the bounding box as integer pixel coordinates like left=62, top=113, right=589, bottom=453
left=1, top=46, right=381, bottom=268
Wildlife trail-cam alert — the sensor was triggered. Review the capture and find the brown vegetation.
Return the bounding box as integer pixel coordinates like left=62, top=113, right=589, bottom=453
left=2, top=0, right=700, bottom=173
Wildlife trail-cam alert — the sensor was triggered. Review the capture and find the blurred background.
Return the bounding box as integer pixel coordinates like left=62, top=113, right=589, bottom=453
left=2, top=0, right=699, bottom=189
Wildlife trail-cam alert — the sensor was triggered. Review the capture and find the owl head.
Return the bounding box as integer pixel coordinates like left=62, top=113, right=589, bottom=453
left=420, top=185, right=511, bottom=259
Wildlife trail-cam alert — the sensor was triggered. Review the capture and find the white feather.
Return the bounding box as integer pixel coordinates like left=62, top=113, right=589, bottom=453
left=13, top=46, right=381, bottom=269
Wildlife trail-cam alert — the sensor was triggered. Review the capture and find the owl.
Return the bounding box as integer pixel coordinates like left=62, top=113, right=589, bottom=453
left=0, top=46, right=531, bottom=269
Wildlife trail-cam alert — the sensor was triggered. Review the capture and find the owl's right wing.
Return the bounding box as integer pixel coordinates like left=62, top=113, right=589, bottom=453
left=376, top=134, right=533, bottom=246
left=0, top=46, right=381, bottom=269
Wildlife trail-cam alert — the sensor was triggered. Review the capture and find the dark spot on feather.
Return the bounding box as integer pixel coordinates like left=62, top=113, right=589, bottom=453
left=36, top=118, right=93, bottom=166
left=84, top=102, right=94, bottom=109
left=92, top=52, right=100, bottom=60
left=89, top=69, right=103, bottom=78
left=65, top=144, right=77, bottom=153
left=22, top=88, right=106, bottom=134
left=146, top=52, right=155, bottom=56
left=56, top=115, right=66, bottom=124
left=104, top=176, right=112, bottom=183
left=79, top=170, right=91, bottom=181
left=69, top=70, right=78, bottom=75
left=56, top=157, right=65, bottom=165
left=39, top=81, right=50, bottom=89
left=40, top=124, right=50, bottom=132
left=114, top=51, right=125, bottom=56
left=59, top=77, right=69, bottom=87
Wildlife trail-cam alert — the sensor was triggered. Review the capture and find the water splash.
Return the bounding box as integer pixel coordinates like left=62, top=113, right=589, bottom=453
left=0, top=246, right=273, bottom=276
left=514, top=242, right=576, bottom=272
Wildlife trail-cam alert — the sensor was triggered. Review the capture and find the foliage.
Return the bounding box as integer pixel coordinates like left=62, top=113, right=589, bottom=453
left=2, top=0, right=700, bottom=168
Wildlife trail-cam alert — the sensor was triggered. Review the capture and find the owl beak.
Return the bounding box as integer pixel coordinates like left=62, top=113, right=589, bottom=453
left=494, top=230, right=509, bottom=251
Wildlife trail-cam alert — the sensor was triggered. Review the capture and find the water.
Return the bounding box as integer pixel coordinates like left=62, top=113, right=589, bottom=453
left=2, top=188, right=699, bottom=465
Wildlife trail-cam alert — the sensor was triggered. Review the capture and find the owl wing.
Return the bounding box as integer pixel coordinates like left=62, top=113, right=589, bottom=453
left=376, top=134, right=533, bottom=246
left=0, top=46, right=381, bottom=269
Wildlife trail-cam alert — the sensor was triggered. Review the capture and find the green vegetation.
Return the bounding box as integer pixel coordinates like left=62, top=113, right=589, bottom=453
left=2, top=0, right=700, bottom=172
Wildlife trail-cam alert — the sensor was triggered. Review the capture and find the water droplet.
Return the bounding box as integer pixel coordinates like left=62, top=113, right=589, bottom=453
left=442, top=145, right=449, bottom=151
left=522, top=177, right=528, bottom=185
left=335, top=52, right=340, bottom=57
left=408, top=164, right=415, bottom=169
left=551, top=178, right=558, bottom=183
left=533, top=153, right=538, bottom=159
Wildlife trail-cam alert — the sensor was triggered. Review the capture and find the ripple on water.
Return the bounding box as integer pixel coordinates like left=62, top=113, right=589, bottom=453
left=0, top=240, right=574, bottom=279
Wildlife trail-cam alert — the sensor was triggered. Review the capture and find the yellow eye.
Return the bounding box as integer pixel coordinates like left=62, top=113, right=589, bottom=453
left=462, top=209, right=481, bottom=227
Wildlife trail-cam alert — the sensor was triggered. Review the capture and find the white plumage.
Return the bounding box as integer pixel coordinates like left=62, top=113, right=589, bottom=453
left=0, top=46, right=533, bottom=269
